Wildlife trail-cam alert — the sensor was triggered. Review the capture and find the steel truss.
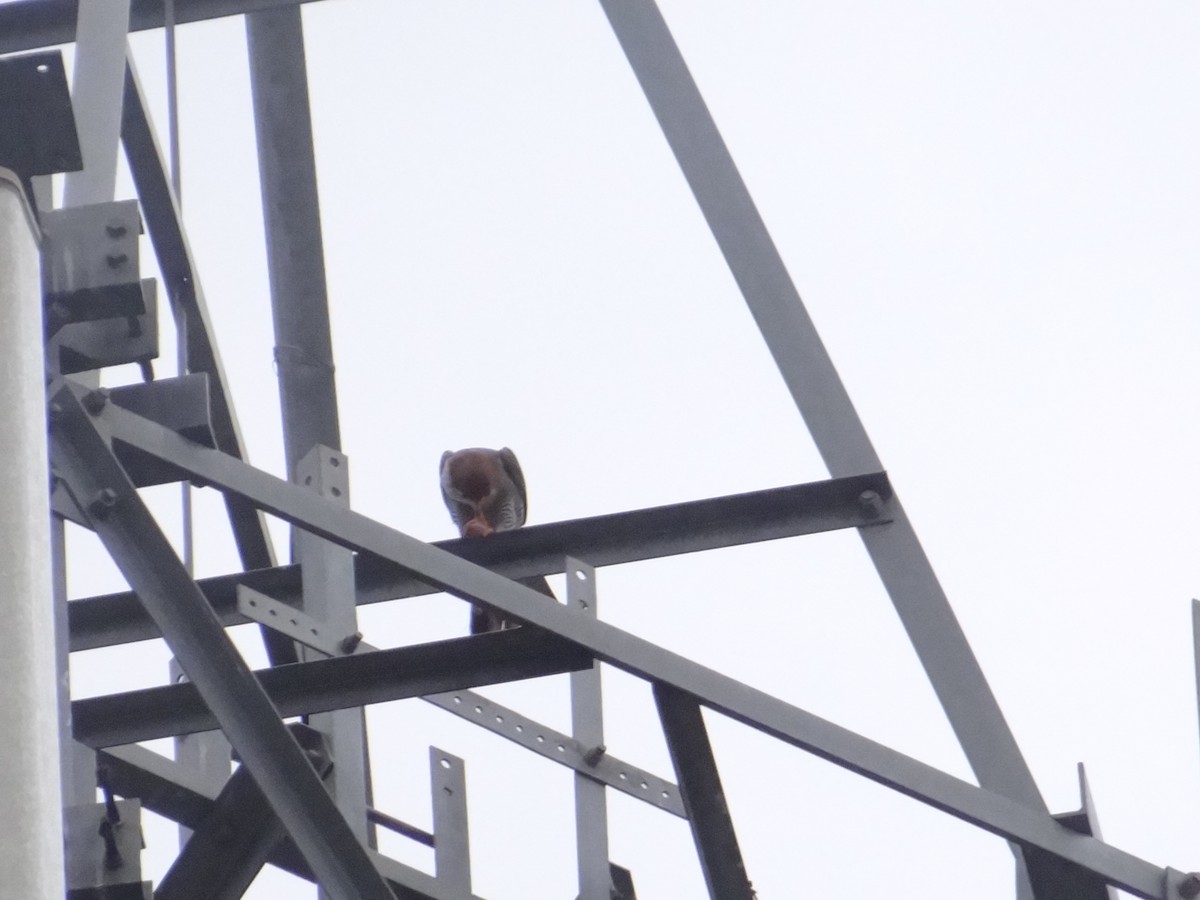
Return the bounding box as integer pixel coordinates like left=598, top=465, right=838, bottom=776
left=0, top=0, right=1194, bottom=897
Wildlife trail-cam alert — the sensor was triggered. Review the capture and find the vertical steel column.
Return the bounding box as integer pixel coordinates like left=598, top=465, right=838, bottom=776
left=245, top=4, right=340, bottom=475
left=246, top=9, right=377, bottom=866
left=296, top=445, right=372, bottom=847
left=0, top=170, right=66, bottom=898
left=63, top=0, right=131, bottom=207
left=568, top=558, right=614, bottom=900
left=430, top=748, right=472, bottom=898
left=597, top=0, right=1047, bottom=816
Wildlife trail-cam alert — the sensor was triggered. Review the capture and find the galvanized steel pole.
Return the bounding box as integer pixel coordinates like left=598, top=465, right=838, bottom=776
left=0, top=169, right=66, bottom=896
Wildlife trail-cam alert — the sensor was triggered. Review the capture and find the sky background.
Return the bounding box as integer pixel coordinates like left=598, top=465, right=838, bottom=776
left=45, top=1, right=1200, bottom=897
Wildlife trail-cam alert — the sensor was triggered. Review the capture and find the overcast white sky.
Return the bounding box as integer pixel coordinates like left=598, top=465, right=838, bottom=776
left=54, top=1, right=1200, bottom=897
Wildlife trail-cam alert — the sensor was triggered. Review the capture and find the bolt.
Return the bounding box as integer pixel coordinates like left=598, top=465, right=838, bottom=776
left=88, top=488, right=118, bottom=520
left=339, top=632, right=364, bottom=654
left=104, top=222, right=128, bottom=239
left=47, top=401, right=64, bottom=423
left=583, top=745, right=607, bottom=767
left=105, top=252, right=129, bottom=269
left=1180, top=874, right=1200, bottom=899
left=82, top=388, right=109, bottom=415
left=858, top=489, right=884, bottom=519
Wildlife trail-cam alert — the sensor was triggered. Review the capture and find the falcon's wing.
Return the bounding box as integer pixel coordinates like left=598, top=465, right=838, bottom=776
left=497, top=447, right=528, bottom=526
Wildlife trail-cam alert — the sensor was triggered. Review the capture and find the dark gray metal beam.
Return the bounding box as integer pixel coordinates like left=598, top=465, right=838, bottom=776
left=596, top=0, right=1048, bottom=823
left=68, top=472, right=892, bottom=651
left=86, top=393, right=1172, bottom=898
left=154, top=725, right=331, bottom=900
left=0, top=0, right=325, bottom=54
left=73, top=627, right=590, bottom=749
left=48, top=382, right=395, bottom=900
left=654, top=683, right=754, bottom=900
left=121, top=52, right=295, bottom=665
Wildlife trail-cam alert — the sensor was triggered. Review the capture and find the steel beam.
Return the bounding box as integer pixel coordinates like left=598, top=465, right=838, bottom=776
left=0, top=0, right=326, bottom=54
left=48, top=384, right=395, bottom=900
left=73, top=627, right=590, bottom=748
left=121, top=52, right=295, bottom=664
left=68, top=471, right=892, bottom=651
left=85, top=393, right=1173, bottom=897
left=235, top=584, right=685, bottom=818
left=654, top=684, right=753, bottom=900
left=568, top=559, right=614, bottom=900
left=430, top=749, right=472, bottom=896
left=62, top=0, right=130, bottom=207
left=597, top=0, right=1047, bottom=820
left=155, top=725, right=331, bottom=900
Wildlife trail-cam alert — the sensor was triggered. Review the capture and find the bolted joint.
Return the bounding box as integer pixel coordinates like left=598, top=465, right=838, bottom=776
left=858, top=489, right=884, bottom=520
left=1181, top=874, right=1200, bottom=899
left=83, top=388, right=110, bottom=415
left=339, top=632, right=364, bottom=654
left=104, top=222, right=128, bottom=239
left=88, top=488, right=119, bottom=520
left=583, top=744, right=607, bottom=767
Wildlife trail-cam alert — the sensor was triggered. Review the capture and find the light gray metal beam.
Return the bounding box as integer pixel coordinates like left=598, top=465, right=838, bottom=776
left=596, top=0, right=1047, bottom=818
left=236, top=583, right=686, bottom=818
left=62, top=0, right=130, bottom=207
left=430, top=748, right=472, bottom=896
left=89, top=394, right=1173, bottom=898
left=48, top=384, right=395, bottom=900
left=568, top=559, right=615, bottom=900
left=0, top=169, right=65, bottom=899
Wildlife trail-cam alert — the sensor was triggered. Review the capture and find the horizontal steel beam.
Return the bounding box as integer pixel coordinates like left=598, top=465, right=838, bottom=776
left=86, top=395, right=1172, bottom=898
left=68, top=472, right=891, bottom=651
left=74, top=626, right=591, bottom=748
left=0, top=0, right=325, bottom=53
left=99, top=744, right=485, bottom=900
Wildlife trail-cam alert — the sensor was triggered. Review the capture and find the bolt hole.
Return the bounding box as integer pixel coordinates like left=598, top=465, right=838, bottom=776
left=304, top=475, right=313, bottom=486
left=36, top=64, right=50, bottom=74
left=536, top=735, right=545, bottom=743
left=310, top=628, right=318, bottom=636
left=574, top=570, right=588, bottom=581
left=618, top=772, right=627, bottom=780
left=640, top=782, right=648, bottom=790
left=247, top=598, right=257, bottom=607
left=329, top=457, right=340, bottom=467
left=474, top=706, right=482, bottom=714
left=514, top=724, right=523, bottom=733
left=661, top=790, right=669, bottom=799
left=556, top=744, right=565, bottom=753
left=452, top=696, right=462, bottom=704
left=330, top=486, right=342, bottom=498
left=495, top=715, right=503, bottom=723
left=439, top=758, right=451, bottom=769
left=268, top=609, right=278, bottom=617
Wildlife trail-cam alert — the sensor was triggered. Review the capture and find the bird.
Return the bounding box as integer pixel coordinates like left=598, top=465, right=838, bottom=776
left=440, top=447, right=528, bottom=539
left=441, top=447, right=553, bottom=633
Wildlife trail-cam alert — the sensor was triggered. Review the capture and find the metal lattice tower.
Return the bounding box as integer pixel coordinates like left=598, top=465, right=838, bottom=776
left=0, top=2, right=1194, bottom=898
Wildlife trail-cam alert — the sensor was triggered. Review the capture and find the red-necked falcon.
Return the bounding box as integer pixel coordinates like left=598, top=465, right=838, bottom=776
left=441, top=447, right=547, bottom=633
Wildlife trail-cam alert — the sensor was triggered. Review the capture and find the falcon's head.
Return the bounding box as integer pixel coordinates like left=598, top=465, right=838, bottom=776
left=440, top=447, right=527, bottom=539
